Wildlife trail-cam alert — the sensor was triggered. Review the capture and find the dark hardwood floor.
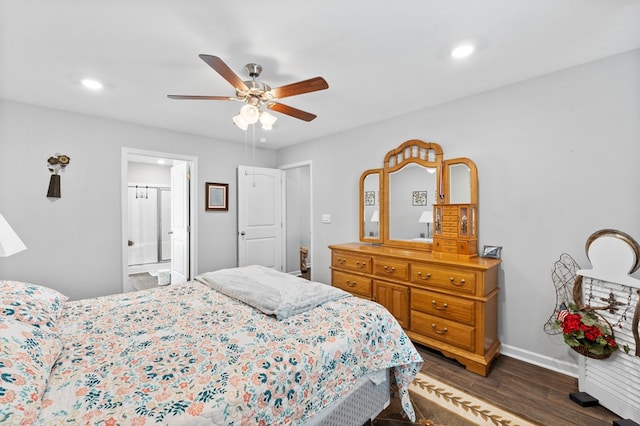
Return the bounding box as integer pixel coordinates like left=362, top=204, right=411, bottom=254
left=399, top=344, right=622, bottom=426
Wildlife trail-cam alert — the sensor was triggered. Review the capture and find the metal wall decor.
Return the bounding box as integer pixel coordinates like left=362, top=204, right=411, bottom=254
left=46, top=153, right=71, bottom=198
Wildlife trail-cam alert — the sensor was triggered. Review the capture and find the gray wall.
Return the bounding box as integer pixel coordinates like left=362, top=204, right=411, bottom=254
left=0, top=101, right=276, bottom=299
left=277, top=49, right=640, bottom=374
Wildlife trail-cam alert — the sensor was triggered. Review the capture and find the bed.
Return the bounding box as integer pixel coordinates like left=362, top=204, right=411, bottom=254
left=1, top=265, right=423, bottom=425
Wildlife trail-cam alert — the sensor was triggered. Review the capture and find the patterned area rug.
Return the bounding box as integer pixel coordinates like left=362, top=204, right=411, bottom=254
left=409, top=372, right=537, bottom=426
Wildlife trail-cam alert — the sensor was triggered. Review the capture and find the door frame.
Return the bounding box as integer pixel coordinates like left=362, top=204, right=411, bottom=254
left=280, top=160, right=313, bottom=280
left=121, top=148, right=198, bottom=292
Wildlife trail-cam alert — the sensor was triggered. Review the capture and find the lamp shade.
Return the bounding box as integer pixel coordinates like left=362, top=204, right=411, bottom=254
left=418, top=211, right=433, bottom=223
left=240, top=104, right=260, bottom=124
left=0, top=213, right=27, bottom=257
left=370, top=210, right=379, bottom=223
left=232, top=114, right=249, bottom=130
left=259, top=110, right=277, bottom=130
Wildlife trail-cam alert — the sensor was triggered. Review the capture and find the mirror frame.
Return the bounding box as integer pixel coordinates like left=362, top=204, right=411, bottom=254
left=382, top=140, right=443, bottom=250
left=359, top=168, right=383, bottom=243
left=443, top=157, right=478, bottom=204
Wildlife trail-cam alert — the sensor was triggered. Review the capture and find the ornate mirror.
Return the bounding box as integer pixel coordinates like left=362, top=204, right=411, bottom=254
left=358, top=139, right=479, bottom=256
left=359, top=169, right=382, bottom=243
left=382, top=140, right=442, bottom=250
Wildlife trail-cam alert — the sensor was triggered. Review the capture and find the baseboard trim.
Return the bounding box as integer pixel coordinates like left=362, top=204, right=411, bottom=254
left=500, top=344, right=578, bottom=378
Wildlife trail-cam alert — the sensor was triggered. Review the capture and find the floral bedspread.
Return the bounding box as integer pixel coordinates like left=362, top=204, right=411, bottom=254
left=38, top=281, right=423, bottom=425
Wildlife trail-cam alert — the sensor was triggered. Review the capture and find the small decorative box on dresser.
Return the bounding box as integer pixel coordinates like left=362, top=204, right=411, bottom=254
left=330, top=242, right=501, bottom=376
left=433, top=204, right=478, bottom=256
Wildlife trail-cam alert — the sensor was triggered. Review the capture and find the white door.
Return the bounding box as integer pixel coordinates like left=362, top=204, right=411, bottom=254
left=170, top=162, right=190, bottom=284
left=237, top=166, right=283, bottom=270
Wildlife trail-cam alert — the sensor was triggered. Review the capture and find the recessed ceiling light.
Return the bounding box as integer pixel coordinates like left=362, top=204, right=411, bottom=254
left=451, top=44, right=474, bottom=59
left=81, top=78, right=103, bottom=90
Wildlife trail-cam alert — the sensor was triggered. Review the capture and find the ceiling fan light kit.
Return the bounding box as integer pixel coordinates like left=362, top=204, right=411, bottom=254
left=232, top=105, right=277, bottom=131
left=168, top=55, right=328, bottom=131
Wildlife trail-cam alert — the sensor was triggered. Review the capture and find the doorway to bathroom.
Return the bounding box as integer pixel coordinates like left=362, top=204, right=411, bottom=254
left=121, top=148, right=198, bottom=293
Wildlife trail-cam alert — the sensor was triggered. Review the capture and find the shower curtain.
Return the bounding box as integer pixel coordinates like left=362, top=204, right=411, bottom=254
left=128, top=186, right=171, bottom=266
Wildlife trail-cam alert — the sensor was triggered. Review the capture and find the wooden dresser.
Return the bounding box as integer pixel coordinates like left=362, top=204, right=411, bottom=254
left=329, top=242, right=501, bottom=376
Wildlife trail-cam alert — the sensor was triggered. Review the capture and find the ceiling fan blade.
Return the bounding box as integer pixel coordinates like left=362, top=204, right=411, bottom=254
left=267, top=102, right=317, bottom=122
left=167, top=95, right=234, bottom=100
left=270, top=77, right=329, bottom=99
left=199, top=55, right=249, bottom=91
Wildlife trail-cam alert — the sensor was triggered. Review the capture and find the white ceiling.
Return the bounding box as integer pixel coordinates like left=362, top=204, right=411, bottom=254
left=1, top=1, right=639, bottom=150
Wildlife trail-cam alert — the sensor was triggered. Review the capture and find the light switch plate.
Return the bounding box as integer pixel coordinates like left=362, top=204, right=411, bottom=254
left=321, top=214, right=331, bottom=224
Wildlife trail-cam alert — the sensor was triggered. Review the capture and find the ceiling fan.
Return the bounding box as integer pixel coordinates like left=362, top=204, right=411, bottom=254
left=168, top=55, right=329, bottom=130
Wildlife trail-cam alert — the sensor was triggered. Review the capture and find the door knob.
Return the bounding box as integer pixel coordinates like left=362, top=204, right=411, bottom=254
left=240, top=231, right=246, bottom=236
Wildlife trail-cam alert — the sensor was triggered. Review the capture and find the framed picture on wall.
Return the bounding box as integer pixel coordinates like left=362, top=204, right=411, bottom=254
left=364, top=191, right=376, bottom=206
left=412, top=190, right=427, bottom=206
left=206, top=182, right=228, bottom=211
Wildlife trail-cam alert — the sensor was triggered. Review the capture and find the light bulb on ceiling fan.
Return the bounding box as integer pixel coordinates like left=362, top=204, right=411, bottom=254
left=259, top=110, right=277, bottom=130
left=232, top=114, right=249, bottom=130
left=240, top=104, right=260, bottom=124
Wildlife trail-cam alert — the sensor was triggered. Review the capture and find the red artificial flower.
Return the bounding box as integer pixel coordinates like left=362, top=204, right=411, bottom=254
left=583, top=325, right=602, bottom=341
left=561, top=313, right=582, bottom=333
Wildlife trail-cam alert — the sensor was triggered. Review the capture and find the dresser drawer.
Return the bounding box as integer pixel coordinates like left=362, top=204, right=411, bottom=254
left=442, top=226, right=459, bottom=236
left=332, top=270, right=372, bottom=298
left=411, top=311, right=475, bottom=352
left=332, top=252, right=372, bottom=273
left=439, top=238, right=458, bottom=248
left=373, top=258, right=409, bottom=280
left=411, top=289, right=475, bottom=325
left=442, top=206, right=459, bottom=214
left=410, top=264, right=476, bottom=294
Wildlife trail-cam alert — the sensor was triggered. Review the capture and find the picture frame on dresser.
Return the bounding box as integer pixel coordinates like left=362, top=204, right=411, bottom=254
left=482, top=245, right=502, bottom=259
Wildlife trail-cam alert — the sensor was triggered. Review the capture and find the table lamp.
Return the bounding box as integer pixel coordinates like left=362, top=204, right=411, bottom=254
left=418, top=211, right=433, bottom=239
left=0, top=213, right=27, bottom=257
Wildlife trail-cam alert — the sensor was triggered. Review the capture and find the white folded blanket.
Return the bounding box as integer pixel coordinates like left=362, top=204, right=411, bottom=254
left=196, top=265, right=350, bottom=320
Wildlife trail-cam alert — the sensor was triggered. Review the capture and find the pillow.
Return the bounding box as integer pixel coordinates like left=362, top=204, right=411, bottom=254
left=0, top=281, right=68, bottom=329
left=0, top=316, right=62, bottom=424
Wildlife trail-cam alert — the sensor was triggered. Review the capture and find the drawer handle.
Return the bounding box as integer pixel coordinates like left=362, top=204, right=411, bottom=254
left=449, top=277, right=466, bottom=286
left=346, top=280, right=357, bottom=287
left=337, top=258, right=346, bottom=265
left=431, top=324, right=448, bottom=335
left=431, top=300, right=448, bottom=310
left=417, top=271, right=432, bottom=280
left=356, top=261, right=367, bottom=268
left=383, top=265, right=396, bottom=273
